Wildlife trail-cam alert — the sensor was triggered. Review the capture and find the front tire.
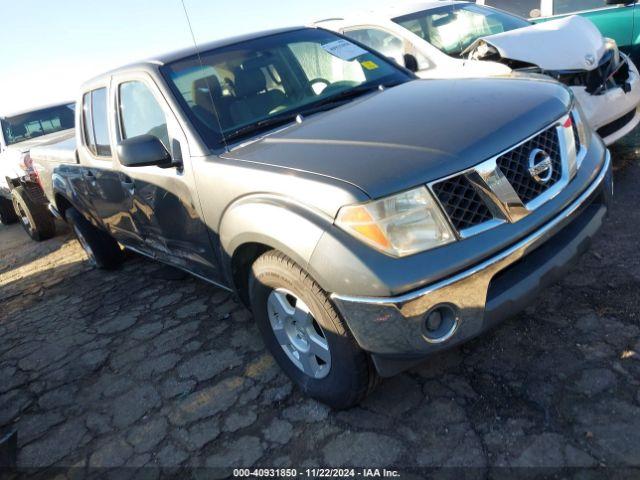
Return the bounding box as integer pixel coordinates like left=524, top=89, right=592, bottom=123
left=0, top=197, right=18, bottom=225
left=249, top=251, right=378, bottom=409
left=11, top=186, right=55, bottom=241
left=65, top=208, right=124, bottom=269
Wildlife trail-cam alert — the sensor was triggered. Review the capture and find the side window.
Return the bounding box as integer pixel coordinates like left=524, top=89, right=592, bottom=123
left=92, top=89, right=112, bottom=157
left=82, top=93, right=95, bottom=152
left=119, top=81, right=169, bottom=149
left=82, top=88, right=111, bottom=157
left=553, top=0, right=608, bottom=15
left=484, top=0, right=542, bottom=18
left=344, top=28, right=407, bottom=66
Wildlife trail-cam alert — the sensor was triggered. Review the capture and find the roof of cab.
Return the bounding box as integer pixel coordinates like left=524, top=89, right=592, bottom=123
left=81, top=26, right=307, bottom=88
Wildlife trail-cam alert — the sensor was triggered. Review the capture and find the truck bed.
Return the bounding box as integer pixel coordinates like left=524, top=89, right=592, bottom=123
left=30, top=134, right=77, bottom=165
left=30, top=133, right=77, bottom=206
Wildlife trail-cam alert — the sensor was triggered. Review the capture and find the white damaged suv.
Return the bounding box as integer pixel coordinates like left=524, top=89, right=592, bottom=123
left=316, top=1, right=640, bottom=145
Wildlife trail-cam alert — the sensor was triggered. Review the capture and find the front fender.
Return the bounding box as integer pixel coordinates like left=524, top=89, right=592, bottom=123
left=219, top=194, right=334, bottom=284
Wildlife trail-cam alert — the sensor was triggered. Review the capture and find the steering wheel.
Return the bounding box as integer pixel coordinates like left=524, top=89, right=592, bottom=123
left=309, top=78, right=331, bottom=95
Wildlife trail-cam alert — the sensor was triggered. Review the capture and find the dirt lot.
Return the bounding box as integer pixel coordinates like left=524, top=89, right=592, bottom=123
left=1, top=136, right=640, bottom=476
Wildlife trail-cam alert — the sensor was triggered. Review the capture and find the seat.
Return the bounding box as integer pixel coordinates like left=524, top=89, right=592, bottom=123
left=229, top=66, right=287, bottom=125
left=191, top=75, right=232, bottom=130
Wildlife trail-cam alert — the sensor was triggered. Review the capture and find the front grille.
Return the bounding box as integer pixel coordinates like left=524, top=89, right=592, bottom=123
left=432, top=175, right=493, bottom=231
left=597, top=109, right=636, bottom=139
left=495, top=126, right=562, bottom=204
left=430, top=120, right=570, bottom=236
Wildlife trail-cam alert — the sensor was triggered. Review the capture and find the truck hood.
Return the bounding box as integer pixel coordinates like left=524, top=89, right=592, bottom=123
left=224, top=78, right=570, bottom=199
left=466, top=15, right=606, bottom=72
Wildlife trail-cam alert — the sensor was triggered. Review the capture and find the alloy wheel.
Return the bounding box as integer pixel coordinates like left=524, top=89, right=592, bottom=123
left=13, top=200, right=33, bottom=233
left=74, top=225, right=97, bottom=267
left=267, top=288, right=331, bottom=379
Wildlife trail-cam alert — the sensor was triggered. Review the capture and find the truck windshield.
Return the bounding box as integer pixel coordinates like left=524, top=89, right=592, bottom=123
left=393, top=4, right=530, bottom=58
left=1, top=103, right=75, bottom=146
left=162, top=28, right=410, bottom=147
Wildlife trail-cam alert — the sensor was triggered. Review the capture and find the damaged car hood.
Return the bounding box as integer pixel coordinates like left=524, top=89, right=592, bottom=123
left=467, top=15, right=606, bottom=71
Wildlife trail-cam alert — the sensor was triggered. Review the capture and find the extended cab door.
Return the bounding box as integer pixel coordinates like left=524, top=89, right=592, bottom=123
left=111, top=73, right=221, bottom=280
left=79, top=86, right=144, bottom=248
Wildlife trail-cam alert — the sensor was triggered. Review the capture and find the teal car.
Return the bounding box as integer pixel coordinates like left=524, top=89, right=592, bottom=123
left=475, top=0, right=639, bottom=64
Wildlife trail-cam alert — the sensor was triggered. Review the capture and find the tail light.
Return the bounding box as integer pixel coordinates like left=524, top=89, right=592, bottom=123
left=19, top=152, right=43, bottom=187
left=19, top=152, right=33, bottom=173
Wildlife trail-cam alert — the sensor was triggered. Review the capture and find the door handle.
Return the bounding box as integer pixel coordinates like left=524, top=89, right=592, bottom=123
left=120, top=176, right=135, bottom=193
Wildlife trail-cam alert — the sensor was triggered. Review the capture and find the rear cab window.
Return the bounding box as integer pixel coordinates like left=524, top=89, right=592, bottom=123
left=1, top=104, right=75, bottom=147
left=82, top=87, right=112, bottom=157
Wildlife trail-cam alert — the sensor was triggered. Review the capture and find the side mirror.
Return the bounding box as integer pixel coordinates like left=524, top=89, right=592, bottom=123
left=117, top=135, right=172, bottom=168
left=403, top=53, right=419, bottom=73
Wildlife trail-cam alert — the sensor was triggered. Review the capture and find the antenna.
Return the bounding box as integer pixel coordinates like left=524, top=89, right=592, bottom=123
left=180, top=0, right=230, bottom=153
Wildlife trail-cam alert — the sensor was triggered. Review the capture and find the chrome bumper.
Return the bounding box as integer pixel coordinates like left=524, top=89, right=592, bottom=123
left=331, top=151, right=612, bottom=375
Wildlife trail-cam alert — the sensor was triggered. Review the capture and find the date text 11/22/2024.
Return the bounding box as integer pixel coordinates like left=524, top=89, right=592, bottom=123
left=233, top=468, right=401, bottom=477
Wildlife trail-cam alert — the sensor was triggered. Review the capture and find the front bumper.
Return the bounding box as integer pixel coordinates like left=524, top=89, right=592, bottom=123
left=572, top=54, right=640, bottom=145
left=331, top=151, right=612, bottom=376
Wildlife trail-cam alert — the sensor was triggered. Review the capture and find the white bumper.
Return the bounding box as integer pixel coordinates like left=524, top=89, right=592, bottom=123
left=572, top=55, right=640, bottom=146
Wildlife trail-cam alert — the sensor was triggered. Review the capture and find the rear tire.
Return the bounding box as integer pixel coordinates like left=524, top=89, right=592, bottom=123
left=249, top=250, right=378, bottom=409
left=11, top=186, right=55, bottom=241
left=65, top=208, right=123, bottom=269
left=0, top=197, right=18, bottom=225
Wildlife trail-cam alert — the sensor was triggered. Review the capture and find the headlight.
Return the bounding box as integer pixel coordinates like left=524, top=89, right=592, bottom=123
left=604, top=37, right=619, bottom=63
left=335, top=186, right=454, bottom=257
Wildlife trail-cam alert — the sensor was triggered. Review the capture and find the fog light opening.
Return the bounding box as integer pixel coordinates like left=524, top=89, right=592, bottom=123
left=422, top=305, right=459, bottom=343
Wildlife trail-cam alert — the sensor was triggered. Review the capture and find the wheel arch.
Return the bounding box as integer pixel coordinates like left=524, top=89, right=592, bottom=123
left=53, top=192, right=76, bottom=220
left=220, top=195, right=334, bottom=305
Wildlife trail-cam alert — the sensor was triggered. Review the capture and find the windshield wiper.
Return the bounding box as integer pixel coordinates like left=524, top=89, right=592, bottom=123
left=300, top=82, right=402, bottom=117
left=313, top=83, right=382, bottom=108
left=224, top=112, right=300, bottom=142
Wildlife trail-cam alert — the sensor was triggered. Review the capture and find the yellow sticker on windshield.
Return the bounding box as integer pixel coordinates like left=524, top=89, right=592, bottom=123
left=361, top=60, right=379, bottom=70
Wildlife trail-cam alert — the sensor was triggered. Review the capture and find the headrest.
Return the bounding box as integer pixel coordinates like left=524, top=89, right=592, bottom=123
left=234, top=67, right=267, bottom=98
left=192, top=75, right=222, bottom=111
left=10, top=123, right=27, bottom=137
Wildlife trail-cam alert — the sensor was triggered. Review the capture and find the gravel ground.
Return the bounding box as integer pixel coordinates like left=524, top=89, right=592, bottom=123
left=1, top=134, right=640, bottom=476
